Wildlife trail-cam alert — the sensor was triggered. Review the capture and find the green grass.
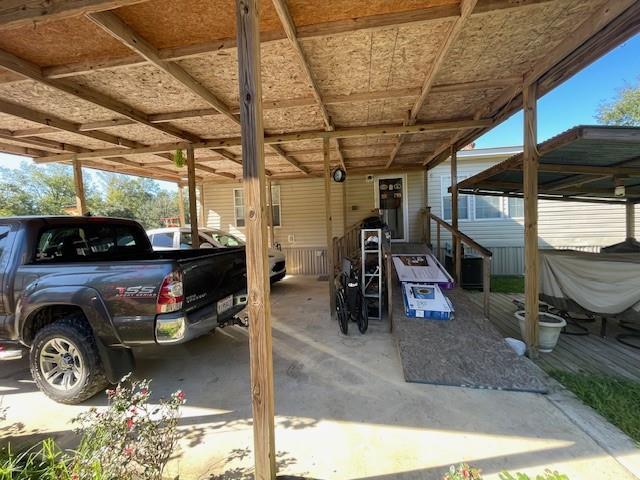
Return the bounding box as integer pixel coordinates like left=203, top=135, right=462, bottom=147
left=490, top=275, right=524, bottom=293
left=548, top=370, right=640, bottom=443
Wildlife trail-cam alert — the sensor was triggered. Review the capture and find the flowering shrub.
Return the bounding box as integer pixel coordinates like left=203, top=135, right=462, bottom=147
left=0, top=376, right=185, bottom=480
left=443, top=463, right=483, bottom=480
left=72, top=374, right=186, bottom=480
left=442, top=465, right=569, bottom=480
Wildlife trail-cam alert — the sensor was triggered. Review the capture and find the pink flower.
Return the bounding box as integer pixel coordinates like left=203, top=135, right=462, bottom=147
left=175, top=390, right=186, bottom=403
left=106, top=389, right=115, bottom=399
left=126, top=417, right=134, bottom=430
left=140, top=387, right=149, bottom=396
left=124, top=445, right=134, bottom=457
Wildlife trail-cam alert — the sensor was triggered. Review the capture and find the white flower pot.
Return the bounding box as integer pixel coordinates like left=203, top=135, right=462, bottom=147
left=514, top=310, right=566, bottom=353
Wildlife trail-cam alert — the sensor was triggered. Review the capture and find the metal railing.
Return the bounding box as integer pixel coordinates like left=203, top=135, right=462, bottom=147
left=424, top=207, right=492, bottom=318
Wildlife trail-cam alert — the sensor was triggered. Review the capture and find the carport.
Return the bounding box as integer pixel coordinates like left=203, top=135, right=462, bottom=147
left=0, top=1, right=639, bottom=478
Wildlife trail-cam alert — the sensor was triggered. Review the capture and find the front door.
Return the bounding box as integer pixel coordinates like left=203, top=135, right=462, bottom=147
left=375, top=174, right=408, bottom=242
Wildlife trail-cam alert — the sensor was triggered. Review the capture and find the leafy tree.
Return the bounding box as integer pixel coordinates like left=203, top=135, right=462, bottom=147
left=0, top=162, right=181, bottom=228
left=597, top=81, right=640, bottom=126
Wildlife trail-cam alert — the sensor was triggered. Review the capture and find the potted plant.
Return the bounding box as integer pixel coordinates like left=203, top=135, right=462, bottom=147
left=514, top=310, right=566, bottom=352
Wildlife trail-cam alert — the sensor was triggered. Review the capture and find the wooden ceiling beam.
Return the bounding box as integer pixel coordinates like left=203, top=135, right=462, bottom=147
left=86, top=10, right=253, bottom=176
left=0, top=129, right=86, bottom=153
left=424, top=0, right=638, bottom=170
left=0, top=48, right=201, bottom=142
left=0, top=0, right=148, bottom=30
left=0, top=141, right=49, bottom=157
left=34, top=118, right=491, bottom=163
left=386, top=0, right=477, bottom=169
left=271, top=0, right=346, bottom=171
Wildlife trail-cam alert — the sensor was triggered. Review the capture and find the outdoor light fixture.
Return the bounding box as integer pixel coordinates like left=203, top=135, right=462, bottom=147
left=332, top=167, right=346, bottom=183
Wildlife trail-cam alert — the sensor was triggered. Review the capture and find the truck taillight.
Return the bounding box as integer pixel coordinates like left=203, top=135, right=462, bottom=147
left=157, top=271, right=184, bottom=313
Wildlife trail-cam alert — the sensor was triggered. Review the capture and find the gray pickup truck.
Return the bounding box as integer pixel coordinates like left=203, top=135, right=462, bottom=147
left=0, top=216, right=247, bottom=404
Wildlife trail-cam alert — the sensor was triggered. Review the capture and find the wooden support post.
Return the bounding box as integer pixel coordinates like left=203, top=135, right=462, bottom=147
left=450, top=145, right=462, bottom=284
left=626, top=201, right=635, bottom=239
left=324, top=136, right=335, bottom=318
left=483, top=256, right=491, bottom=319
left=342, top=182, right=347, bottom=235
left=236, top=0, right=276, bottom=477
left=177, top=185, right=186, bottom=227
left=186, top=146, right=200, bottom=248
left=523, top=82, right=539, bottom=357
left=386, top=251, right=393, bottom=332
left=72, top=158, right=86, bottom=215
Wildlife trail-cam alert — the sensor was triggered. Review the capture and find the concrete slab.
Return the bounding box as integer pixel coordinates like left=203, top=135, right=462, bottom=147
left=1, top=276, right=639, bottom=479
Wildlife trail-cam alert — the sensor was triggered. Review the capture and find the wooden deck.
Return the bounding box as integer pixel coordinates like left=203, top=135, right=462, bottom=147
left=467, top=292, right=640, bottom=383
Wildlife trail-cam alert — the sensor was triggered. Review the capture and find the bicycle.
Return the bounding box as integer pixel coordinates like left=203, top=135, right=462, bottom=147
left=335, top=258, right=368, bottom=335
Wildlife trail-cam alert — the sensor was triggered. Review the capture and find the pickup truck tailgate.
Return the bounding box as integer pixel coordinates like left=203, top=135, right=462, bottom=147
left=178, top=247, right=246, bottom=312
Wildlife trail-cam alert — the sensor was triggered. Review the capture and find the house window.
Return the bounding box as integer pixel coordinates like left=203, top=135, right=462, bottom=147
left=475, top=196, right=502, bottom=219
left=507, top=197, right=524, bottom=218
left=233, top=188, right=245, bottom=227
left=441, top=175, right=469, bottom=221
left=270, top=185, right=281, bottom=227
left=233, top=185, right=281, bottom=227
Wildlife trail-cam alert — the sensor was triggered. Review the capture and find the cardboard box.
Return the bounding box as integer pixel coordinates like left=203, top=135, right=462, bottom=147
left=392, top=253, right=454, bottom=289
left=402, top=283, right=454, bottom=320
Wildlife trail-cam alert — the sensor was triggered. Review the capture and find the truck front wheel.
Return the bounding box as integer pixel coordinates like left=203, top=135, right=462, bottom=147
left=30, top=316, right=108, bottom=404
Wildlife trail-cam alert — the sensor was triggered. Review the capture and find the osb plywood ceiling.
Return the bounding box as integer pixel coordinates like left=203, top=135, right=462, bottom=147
left=0, top=0, right=637, bottom=183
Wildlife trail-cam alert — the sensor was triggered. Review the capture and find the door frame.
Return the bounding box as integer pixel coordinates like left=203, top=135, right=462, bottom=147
left=374, top=173, right=409, bottom=243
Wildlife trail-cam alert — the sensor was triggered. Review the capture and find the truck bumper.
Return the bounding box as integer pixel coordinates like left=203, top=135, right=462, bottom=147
left=155, top=291, right=247, bottom=344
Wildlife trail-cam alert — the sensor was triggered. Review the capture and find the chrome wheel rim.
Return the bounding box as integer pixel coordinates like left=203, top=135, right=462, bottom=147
left=39, top=338, right=84, bottom=391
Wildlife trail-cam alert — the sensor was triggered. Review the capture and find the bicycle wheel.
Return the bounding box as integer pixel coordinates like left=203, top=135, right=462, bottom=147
left=357, top=293, right=369, bottom=334
left=336, top=289, right=349, bottom=335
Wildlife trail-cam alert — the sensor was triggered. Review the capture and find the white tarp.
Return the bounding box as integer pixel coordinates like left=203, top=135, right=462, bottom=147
left=539, top=250, right=640, bottom=320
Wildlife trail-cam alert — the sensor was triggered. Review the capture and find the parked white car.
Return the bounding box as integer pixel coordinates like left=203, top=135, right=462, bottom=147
left=147, top=227, right=286, bottom=282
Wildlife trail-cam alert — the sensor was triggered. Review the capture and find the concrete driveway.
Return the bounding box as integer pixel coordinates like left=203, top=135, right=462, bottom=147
left=1, top=276, right=639, bottom=479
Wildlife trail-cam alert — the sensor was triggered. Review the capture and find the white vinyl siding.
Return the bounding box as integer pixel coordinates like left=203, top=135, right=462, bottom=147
left=428, top=155, right=635, bottom=249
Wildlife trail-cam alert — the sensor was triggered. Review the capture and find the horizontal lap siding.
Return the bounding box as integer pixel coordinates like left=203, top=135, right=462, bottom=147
left=428, top=155, right=636, bottom=275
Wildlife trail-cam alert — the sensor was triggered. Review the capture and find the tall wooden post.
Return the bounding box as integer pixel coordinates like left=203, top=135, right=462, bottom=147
left=177, top=185, right=186, bottom=227
left=450, top=145, right=462, bottom=284
left=425, top=169, right=431, bottom=247
left=523, top=82, right=539, bottom=356
left=236, top=0, right=276, bottom=478
left=324, top=137, right=335, bottom=317
left=186, top=146, right=200, bottom=248
left=626, top=201, right=635, bottom=239
left=72, top=158, right=86, bottom=215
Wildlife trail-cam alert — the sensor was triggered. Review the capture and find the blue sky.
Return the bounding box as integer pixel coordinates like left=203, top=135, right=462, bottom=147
left=1, top=32, right=639, bottom=177
left=476, top=33, right=640, bottom=148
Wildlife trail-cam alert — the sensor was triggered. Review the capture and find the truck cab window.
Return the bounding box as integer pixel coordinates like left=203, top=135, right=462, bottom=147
left=35, top=224, right=147, bottom=262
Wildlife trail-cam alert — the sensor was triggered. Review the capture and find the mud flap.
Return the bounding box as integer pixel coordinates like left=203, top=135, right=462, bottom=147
left=95, top=337, right=135, bottom=384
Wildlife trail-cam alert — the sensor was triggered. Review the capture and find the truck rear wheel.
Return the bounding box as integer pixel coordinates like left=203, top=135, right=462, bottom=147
left=30, top=316, right=108, bottom=404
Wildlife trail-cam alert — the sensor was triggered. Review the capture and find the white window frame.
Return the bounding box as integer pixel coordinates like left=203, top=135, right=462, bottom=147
left=440, top=174, right=470, bottom=222
left=233, top=188, right=245, bottom=228
left=269, top=184, right=281, bottom=228
left=233, top=186, right=282, bottom=228
left=473, top=195, right=506, bottom=222
left=505, top=196, right=524, bottom=219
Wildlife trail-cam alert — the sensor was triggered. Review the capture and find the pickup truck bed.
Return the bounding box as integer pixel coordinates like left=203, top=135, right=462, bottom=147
left=0, top=216, right=247, bottom=404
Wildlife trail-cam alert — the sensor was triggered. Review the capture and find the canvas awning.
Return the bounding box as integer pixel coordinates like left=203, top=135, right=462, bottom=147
left=456, top=125, right=640, bottom=204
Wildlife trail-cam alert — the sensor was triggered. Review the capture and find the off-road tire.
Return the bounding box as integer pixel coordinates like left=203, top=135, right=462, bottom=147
left=30, top=316, right=108, bottom=404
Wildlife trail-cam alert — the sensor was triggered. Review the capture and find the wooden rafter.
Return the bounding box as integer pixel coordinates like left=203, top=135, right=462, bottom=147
left=0, top=49, right=237, bottom=180
left=424, top=0, right=638, bottom=170
left=386, top=0, right=477, bottom=169
left=87, top=10, right=308, bottom=176
left=0, top=0, right=551, bottom=84
left=271, top=0, right=346, bottom=171
left=33, top=118, right=491, bottom=163
left=0, top=0, right=147, bottom=30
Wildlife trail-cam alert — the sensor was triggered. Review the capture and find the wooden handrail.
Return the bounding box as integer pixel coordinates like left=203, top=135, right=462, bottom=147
left=429, top=213, right=492, bottom=258
left=424, top=211, right=492, bottom=319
